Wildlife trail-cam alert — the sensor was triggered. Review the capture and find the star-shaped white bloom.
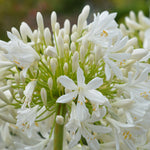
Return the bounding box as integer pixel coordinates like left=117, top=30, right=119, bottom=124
left=0, top=32, right=40, bottom=77
left=66, top=102, right=112, bottom=150
left=56, top=67, right=109, bottom=106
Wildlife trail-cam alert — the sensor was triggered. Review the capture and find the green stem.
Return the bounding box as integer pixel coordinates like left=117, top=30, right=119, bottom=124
left=53, top=104, right=66, bottom=150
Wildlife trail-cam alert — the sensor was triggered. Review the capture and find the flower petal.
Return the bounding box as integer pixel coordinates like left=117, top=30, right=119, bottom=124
left=87, top=77, right=103, bottom=90
left=56, top=92, right=77, bottom=103
left=58, top=76, right=77, bottom=90
left=85, top=89, right=108, bottom=105
left=77, top=67, right=85, bottom=86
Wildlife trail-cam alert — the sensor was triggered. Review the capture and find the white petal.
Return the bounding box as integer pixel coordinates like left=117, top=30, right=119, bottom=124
left=58, top=76, right=77, bottom=90
left=105, top=57, right=123, bottom=80
left=56, top=92, right=77, bottom=103
left=69, top=130, right=81, bottom=148
left=77, top=67, right=85, bottom=86
left=87, top=124, right=112, bottom=134
left=109, top=53, right=130, bottom=61
left=85, top=89, right=108, bottom=105
left=105, top=63, right=111, bottom=80
left=87, top=77, right=103, bottom=90
left=77, top=95, right=90, bottom=121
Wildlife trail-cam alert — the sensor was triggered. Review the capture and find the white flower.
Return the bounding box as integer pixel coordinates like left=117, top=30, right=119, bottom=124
left=106, top=117, right=147, bottom=150
left=82, top=11, right=119, bottom=47
left=22, top=80, right=37, bottom=108
left=16, top=105, right=45, bottom=137
left=0, top=32, right=40, bottom=77
left=56, top=67, right=108, bottom=106
left=66, top=102, right=112, bottom=150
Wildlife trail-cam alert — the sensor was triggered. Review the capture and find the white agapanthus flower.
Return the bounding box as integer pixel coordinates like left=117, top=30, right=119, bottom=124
left=57, top=67, right=109, bottom=105
left=66, top=102, right=112, bottom=150
left=0, top=32, right=40, bottom=77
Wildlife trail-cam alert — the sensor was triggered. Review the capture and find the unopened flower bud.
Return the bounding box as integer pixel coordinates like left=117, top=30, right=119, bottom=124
left=36, top=12, right=44, bottom=33
left=0, top=113, right=16, bottom=124
left=51, top=11, right=57, bottom=32
left=0, top=90, right=10, bottom=104
left=45, top=46, right=57, bottom=57
left=125, top=17, right=142, bottom=30
left=124, top=37, right=137, bottom=49
left=72, top=24, right=77, bottom=33
left=50, top=58, right=58, bottom=75
left=44, top=27, right=52, bottom=46
left=56, top=115, right=64, bottom=125
left=11, top=27, right=21, bottom=39
left=89, top=54, right=94, bottom=64
left=77, top=5, right=90, bottom=32
left=48, top=77, right=53, bottom=90
left=129, top=11, right=136, bottom=21
left=55, top=22, right=60, bottom=35
left=41, top=88, right=47, bottom=106
left=64, top=19, right=70, bottom=35
left=120, top=23, right=128, bottom=36
left=64, top=35, right=69, bottom=43
left=18, top=88, right=24, bottom=99
left=71, top=32, right=79, bottom=42
left=72, top=51, right=79, bottom=73
left=63, top=62, right=68, bottom=75
left=33, top=30, right=38, bottom=43
left=71, top=42, right=76, bottom=54
left=57, top=35, right=64, bottom=58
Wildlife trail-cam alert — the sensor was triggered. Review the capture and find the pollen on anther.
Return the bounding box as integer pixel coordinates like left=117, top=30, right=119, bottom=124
left=73, top=97, right=76, bottom=100
left=35, top=122, right=39, bottom=127
left=80, top=102, right=83, bottom=105
left=124, top=135, right=127, bottom=139
left=13, top=60, right=20, bottom=65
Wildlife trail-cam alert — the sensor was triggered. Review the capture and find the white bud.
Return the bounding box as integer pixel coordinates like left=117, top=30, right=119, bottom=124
left=139, top=31, right=144, bottom=41
left=15, top=74, right=20, bottom=85
left=51, top=11, right=57, bottom=32
left=0, top=90, right=10, bottom=104
left=71, top=42, right=76, bottom=54
left=0, top=113, right=16, bottom=124
left=125, top=46, right=134, bottom=53
left=45, top=46, right=57, bottom=57
left=59, top=29, right=64, bottom=38
left=89, top=54, right=94, bottom=64
left=44, top=27, right=52, bottom=46
left=36, top=12, right=44, bottom=33
left=41, top=88, right=47, bottom=106
left=124, top=37, right=137, bottom=49
left=72, top=51, right=79, bottom=73
left=63, top=62, right=68, bottom=74
left=48, top=77, right=53, bottom=90
left=72, top=24, right=77, bottom=33
left=120, top=23, right=128, bottom=36
left=18, top=88, right=24, bottom=99
left=131, top=48, right=148, bottom=60
left=125, top=17, right=142, bottom=30
left=11, top=27, right=21, bottom=39
left=71, top=32, right=79, bottom=42
left=77, top=5, right=90, bottom=32
left=50, top=58, right=58, bottom=75
left=95, top=46, right=102, bottom=64
left=129, top=11, right=136, bottom=21
left=33, top=30, right=38, bottom=43
left=56, top=115, right=64, bottom=125
left=64, top=35, right=69, bottom=43
left=57, top=35, right=64, bottom=58
left=64, top=19, right=70, bottom=34
left=55, top=22, right=60, bottom=35
left=80, top=45, right=86, bottom=63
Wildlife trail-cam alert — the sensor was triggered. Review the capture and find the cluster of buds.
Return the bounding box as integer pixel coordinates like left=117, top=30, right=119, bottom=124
left=0, top=5, right=150, bottom=150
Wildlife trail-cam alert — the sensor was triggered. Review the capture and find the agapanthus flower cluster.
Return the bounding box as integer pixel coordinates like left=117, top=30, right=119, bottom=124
left=0, top=5, right=150, bottom=150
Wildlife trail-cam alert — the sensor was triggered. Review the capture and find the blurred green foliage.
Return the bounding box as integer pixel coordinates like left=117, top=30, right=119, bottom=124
left=0, top=0, right=149, bottom=40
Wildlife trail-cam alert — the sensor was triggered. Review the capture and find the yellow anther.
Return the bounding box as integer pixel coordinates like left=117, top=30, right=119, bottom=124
left=120, top=62, right=123, bottom=65
left=35, top=122, right=39, bottom=127
left=127, top=131, right=129, bottom=135
left=144, top=95, right=148, bottom=98
left=93, top=108, right=96, bottom=111
left=78, top=101, right=80, bottom=103
left=123, top=59, right=126, bottom=62
left=80, top=102, right=83, bottom=105
left=124, top=135, right=127, bottom=139
left=123, top=132, right=126, bottom=136
left=144, top=92, right=147, bottom=94
left=85, top=99, right=88, bottom=103
left=21, top=66, right=24, bottom=69
left=134, top=117, right=137, bottom=120
left=13, top=60, right=20, bottom=65
left=73, top=97, right=76, bottom=100
left=90, top=138, right=93, bottom=140
left=101, top=30, right=108, bottom=37
left=22, top=123, right=25, bottom=126
left=149, top=91, right=150, bottom=93
left=140, top=93, right=143, bottom=96
left=94, top=137, right=96, bottom=139
left=87, top=137, right=89, bottom=139
left=129, top=134, right=132, bottom=139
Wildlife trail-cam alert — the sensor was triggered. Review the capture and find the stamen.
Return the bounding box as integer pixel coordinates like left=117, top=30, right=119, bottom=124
left=100, top=30, right=108, bottom=37
left=73, top=97, right=76, bottom=100
left=13, top=60, right=20, bottom=65
left=35, top=122, right=39, bottom=127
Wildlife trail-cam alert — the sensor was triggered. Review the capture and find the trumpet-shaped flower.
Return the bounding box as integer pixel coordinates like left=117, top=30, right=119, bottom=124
left=0, top=32, right=40, bottom=77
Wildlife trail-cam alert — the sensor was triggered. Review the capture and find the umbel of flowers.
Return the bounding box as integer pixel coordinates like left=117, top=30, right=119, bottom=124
left=0, top=5, right=150, bottom=150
